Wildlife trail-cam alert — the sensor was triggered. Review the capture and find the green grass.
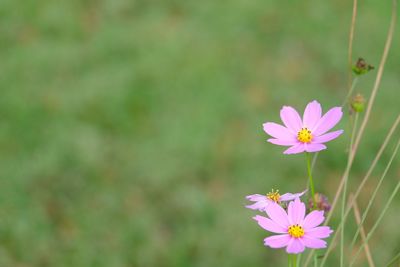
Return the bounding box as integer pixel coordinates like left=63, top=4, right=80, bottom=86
left=0, top=0, right=399, bottom=266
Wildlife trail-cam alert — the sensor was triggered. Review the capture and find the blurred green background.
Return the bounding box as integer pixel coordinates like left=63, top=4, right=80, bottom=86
left=0, top=0, right=399, bottom=266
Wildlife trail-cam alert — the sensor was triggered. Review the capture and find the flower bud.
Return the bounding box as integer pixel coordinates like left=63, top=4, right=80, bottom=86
left=352, top=58, right=374, bottom=76
left=308, top=193, right=331, bottom=212
left=351, top=94, right=366, bottom=113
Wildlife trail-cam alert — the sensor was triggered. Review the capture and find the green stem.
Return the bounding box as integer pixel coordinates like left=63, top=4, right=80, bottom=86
left=385, top=251, right=400, bottom=267
left=340, top=112, right=359, bottom=267
left=349, top=136, right=400, bottom=252
left=348, top=137, right=400, bottom=266
left=350, top=175, right=400, bottom=267
left=341, top=76, right=359, bottom=107
left=306, top=152, right=316, bottom=209
left=292, top=254, right=297, bottom=267
left=319, top=116, right=400, bottom=267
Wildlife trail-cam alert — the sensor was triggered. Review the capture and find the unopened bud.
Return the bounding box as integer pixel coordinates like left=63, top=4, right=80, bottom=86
left=352, top=58, right=374, bottom=76
left=351, top=94, right=366, bottom=113
left=308, top=193, right=331, bottom=212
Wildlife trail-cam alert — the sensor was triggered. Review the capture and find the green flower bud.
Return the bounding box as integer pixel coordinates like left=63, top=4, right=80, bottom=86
left=351, top=93, right=366, bottom=113
left=352, top=58, right=374, bottom=76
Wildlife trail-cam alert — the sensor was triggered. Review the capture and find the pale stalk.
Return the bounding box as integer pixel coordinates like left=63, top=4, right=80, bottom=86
left=340, top=112, right=359, bottom=267
left=349, top=173, right=400, bottom=266
left=304, top=2, right=397, bottom=265
left=351, top=194, right=375, bottom=267
left=318, top=122, right=400, bottom=266
left=349, top=137, right=400, bottom=252
left=347, top=0, right=358, bottom=90
left=325, top=0, right=397, bottom=227
left=306, top=114, right=400, bottom=267
left=341, top=77, right=358, bottom=108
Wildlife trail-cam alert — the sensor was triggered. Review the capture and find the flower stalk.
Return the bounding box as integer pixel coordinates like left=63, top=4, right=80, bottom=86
left=306, top=152, right=316, bottom=209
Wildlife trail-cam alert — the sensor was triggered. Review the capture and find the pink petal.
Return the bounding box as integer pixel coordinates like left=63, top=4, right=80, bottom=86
left=305, top=226, right=333, bottom=238
left=263, top=123, right=295, bottom=141
left=280, top=106, right=302, bottom=133
left=246, top=201, right=269, bottom=211
left=288, top=198, right=306, bottom=225
left=280, top=190, right=307, bottom=202
left=283, top=143, right=306, bottom=154
left=253, top=215, right=287, bottom=234
left=313, top=130, right=344, bottom=143
left=303, top=100, right=322, bottom=130
left=305, top=143, right=327, bottom=152
left=265, top=202, right=290, bottom=228
left=301, top=236, right=327, bottom=249
left=286, top=238, right=305, bottom=254
left=312, top=107, right=343, bottom=136
left=246, top=194, right=268, bottom=202
left=303, top=210, right=325, bottom=230
left=267, top=138, right=298, bottom=146
left=264, top=234, right=291, bottom=248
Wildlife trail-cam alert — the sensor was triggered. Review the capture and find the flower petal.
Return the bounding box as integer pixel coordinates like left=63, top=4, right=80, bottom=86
left=288, top=198, right=306, bottom=225
left=283, top=143, right=306, bottom=154
left=313, top=130, right=344, bottom=143
left=265, top=202, right=290, bottom=228
left=280, top=106, right=302, bottom=133
left=280, top=190, right=307, bottom=202
left=253, top=215, right=287, bottom=234
left=246, top=201, right=269, bottom=211
left=301, top=236, right=327, bottom=249
left=267, top=138, right=298, bottom=146
left=313, top=107, right=343, bottom=135
left=286, top=238, right=305, bottom=254
left=246, top=194, right=268, bottom=202
left=306, top=226, right=333, bottom=238
left=303, top=100, right=322, bottom=130
left=263, top=122, right=295, bottom=141
left=305, top=143, right=327, bottom=152
left=264, top=234, right=291, bottom=248
left=303, top=210, right=325, bottom=230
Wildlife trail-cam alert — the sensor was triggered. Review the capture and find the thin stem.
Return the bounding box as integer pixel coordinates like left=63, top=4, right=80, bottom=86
left=341, top=76, right=359, bottom=108
left=305, top=0, right=396, bottom=264
left=385, top=251, right=400, bottom=267
left=349, top=174, right=400, bottom=266
left=324, top=0, right=397, bottom=228
left=306, top=152, right=316, bottom=209
left=289, top=254, right=292, bottom=267
left=351, top=194, right=376, bottom=267
left=292, top=254, right=297, bottom=267
left=297, top=252, right=302, bottom=266
left=311, top=152, right=319, bottom=171
left=348, top=137, right=400, bottom=264
left=347, top=0, right=358, bottom=90
left=340, top=112, right=359, bottom=266
left=319, top=129, right=400, bottom=267
left=304, top=1, right=358, bottom=265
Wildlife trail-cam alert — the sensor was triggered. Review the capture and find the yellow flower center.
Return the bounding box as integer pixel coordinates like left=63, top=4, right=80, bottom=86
left=297, top=128, right=313, bottom=143
left=266, top=189, right=281, bottom=203
left=288, top=224, right=305, bottom=238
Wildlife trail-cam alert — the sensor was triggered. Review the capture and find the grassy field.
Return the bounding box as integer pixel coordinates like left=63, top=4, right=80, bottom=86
left=0, top=0, right=399, bottom=266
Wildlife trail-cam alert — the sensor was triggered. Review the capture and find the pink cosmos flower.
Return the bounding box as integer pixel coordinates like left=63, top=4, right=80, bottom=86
left=246, top=189, right=307, bottom=212
left=253, top=197, right=333, bottom=254
left=263, top=100, right=343, bottom=154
